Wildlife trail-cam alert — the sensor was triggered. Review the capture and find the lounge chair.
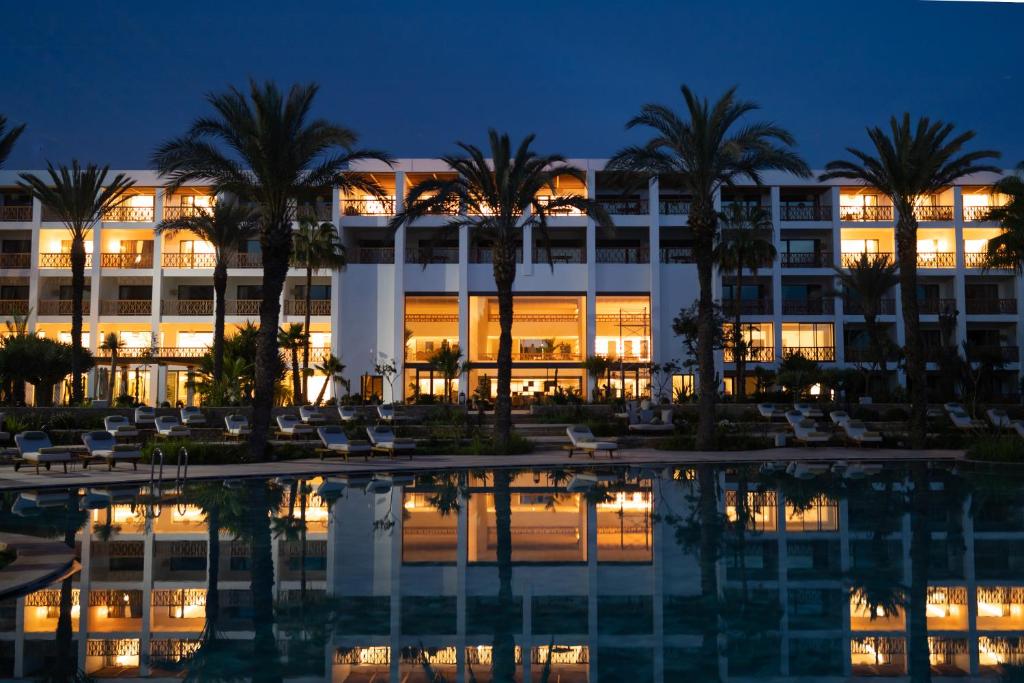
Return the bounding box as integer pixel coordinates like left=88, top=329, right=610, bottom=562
left=757, top=403, right=785, bottom=419
left=943, top=402, right=965, bottom=414
left=948, top=410, right=984, bottom=431
left=0, top=412, right=8, bottom=443
left=792, top=419, right=831, bottom=445
left=793, top=403, right=824, bottom=418
left=13, top=431, right=75, bottom=473
left=81, top=431, right=142, bottom=470
left=566, top=425, right=618, bottom=458
left=316, top=426, right=372, bottom=461
left=155, top=416, right=191, bottom=438
left=366, top=425, right=415, bottom=459
left=829, top=410, right=851, bottom=426
left=377, top=405, right=395, bottom=422
left=104, top=415, right=139, bottom=439
left=276, top=415, right=315, bottom=438
left=338, top=405, right=358, bottom=422
left=224, top=414, right=251, bottom=439
left=842, top=420, right=883, bottom=446
left=1014, top=421, right=1024, bottom=439
left=986, top=408, right=1013, bottom=430
left=134, top=405, right=156, bottom=427
left=180, top=406, right=207, bottom=426
left=785, top=410, right=806, bottom=429
left=299, top=405, right=327, bottom=425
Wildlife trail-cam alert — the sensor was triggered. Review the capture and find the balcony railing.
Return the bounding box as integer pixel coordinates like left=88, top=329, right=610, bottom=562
left=965, top=298, right=1017, bottom=315
left=0, top=205, right=32, bottom=221
left=469, top=247, right=523, bottom=264
left=967, top=345, right=1019, bottom=363
left=658, top=198, right=690, bottom=215
left=780, top=205, right=832, bottom=221
left=0, top=300, right=29, bottom=315
left=844, top=347, right=899, bottom=363
left=916, top=252, right=956, bottom=268
left=844, top=297, right=896, bottom=316
left=839, top=205, right=893, bottom=222
left=918, top=298, right=958, bottom=315
left=597, top=197, right=649, bottom=215
left=163, top=299, right=213, bottom=316
left=38, top=299, right=88, bottom=315
left=354, top=247, right=395, bottom=264
left=476, top=351, right=580, bottom=362
left=95, top=346, right=207, bottom=360
left=296, top=203, right=332, bottom=221
left=534, top=247, right=586, bottom=264
left=659, top=247, right=695, bottom=264
left=39, top=253, right=92, bottom=268
left=101, top=252, right=153, bottom=269
left=103, top=205, right=155, bottom=222
left=913, top=205, right=954, bottom=221
left=226, top=300, right=261, bottom=316
left=535, top=196, right=586, bottom=216
left=964, top=252, right=997, bottom=269
left=404, top=247, right=459, bottom=264
left=341, top=197, right=397, bottom=216
left=163, top=252, right=217, bottom=269
left=0, top=253, right=30, bottom=268
left=284, top=299, right=330, bottom=316
left=725, top=346, right=775, bottom=363
left=782, top=299, right=835, bottom=315
left=232, top=252, right=262, bottom=268
left=963, top=206, right=997, bottom=222
left=781, top=251, right=831, bottom=268
left=100, top=299, right=151, bottom=316
left=782, top=346, right=836, bottom=362
left=721, top=299, right=773, bottom=315
left=841, top=252, right=894, bottom=268
left=162, top=206, right=213, bottom=220
left=596, top=246, right=649, bottom=263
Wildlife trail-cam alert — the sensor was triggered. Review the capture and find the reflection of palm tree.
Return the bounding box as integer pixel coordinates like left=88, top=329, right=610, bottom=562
left=907, top=463, right=931, bottom=683
left=492, top=470, right=516, bottom=683
left=696, top=465, right=723, bottom=680
left=846, top=472, right=907, bottom=624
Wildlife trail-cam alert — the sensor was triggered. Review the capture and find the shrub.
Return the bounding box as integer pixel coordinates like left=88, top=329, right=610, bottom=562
left=881, top=407, right=909, bottom=422
left=966, top=435, right=1024, bottom=463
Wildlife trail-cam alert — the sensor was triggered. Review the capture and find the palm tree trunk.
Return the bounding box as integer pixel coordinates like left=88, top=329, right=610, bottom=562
left=733, top=267, right=746, bottom=401
left=247, top=481, right=280, bottom=683
left=107, top=350, right=117, bottom=402
left=302, top=266, right=313, bottom=399
left=866, top=313, right=887, bottom=396
left=313, top=372, right=330, bottom=406
left=492, top=470, right=515, bottom=682
left=70, top=235, right=87, bottom=404
left=907, top=462, right=931, bottom=683
left=695, top=229, right=717, bottom=450
left=697, top=464, right=722, bottom=680
left=492, top=242, right=516, bottom=452
left=299, top=487, right=307, bottom=602
left=290, top=347, right=301, bottom=405
left=212, top=257, right=228, bottom=382
left=896, top=214, right=927, bottom=448
left=251, top=230, right=290, bottom=462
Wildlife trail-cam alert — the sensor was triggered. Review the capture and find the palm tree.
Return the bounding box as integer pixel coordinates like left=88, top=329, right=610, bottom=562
left=833, top=253, right=900, bottom=395
left=99, top=332, right=124, bottom=403
left=714, top=204, right=776, bottom=400
left=0, top=115, right=25, bottom=169
left=821, top=114, right=999, bottom=447
left=291, top=220, right=346, bottom=396
left=583, top=354, right=611, bottom=401
left=607, top=86, right=810, bottom=449
left=313, top=354, right=345, bottom=406
left=278, top=324, right=307, bottom=405
left=153, top=80, right=392, bottom=461
left=18, top=162, right=135, bottom=404
left=157, top=199, right=255, bottom=382
left=427, top=340, right=463, bottom=403
left=390, top=130, right=608, bottom=451
left=985, top=162, right=1024, bottom=273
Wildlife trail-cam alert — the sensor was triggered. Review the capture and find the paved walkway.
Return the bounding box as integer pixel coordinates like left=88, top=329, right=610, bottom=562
left=0, top=532, right=79, bottom=599
left=0, top=447, right=963, bottom=491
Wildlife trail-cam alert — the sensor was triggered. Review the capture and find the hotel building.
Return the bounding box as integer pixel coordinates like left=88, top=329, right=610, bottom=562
left=0, top=164, right=1018, bottom=404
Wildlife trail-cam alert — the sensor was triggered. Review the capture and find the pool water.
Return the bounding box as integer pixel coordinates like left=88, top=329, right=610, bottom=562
left=0, top=461, right=1022, bottom=681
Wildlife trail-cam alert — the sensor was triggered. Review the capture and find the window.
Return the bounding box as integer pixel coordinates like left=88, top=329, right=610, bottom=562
left=59, top=285, right=90, bottom=300
left=0, top=285, right=28, bottom=299
left=236, top=285, right=262, bottom=300
left=1, top=239, right=31, bottom=253
left=118, top=285, right=151, bottom=300
left=780, top=239, right=817, bottom=254
left=178, top=285, right=213, bottom=300
left=722, top=284, right=762, bottom=301
left=294, top=284, right=331, bottom=300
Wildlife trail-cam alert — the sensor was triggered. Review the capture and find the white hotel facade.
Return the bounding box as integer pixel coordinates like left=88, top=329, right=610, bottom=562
left=0, top=163, right=1019, bottom=404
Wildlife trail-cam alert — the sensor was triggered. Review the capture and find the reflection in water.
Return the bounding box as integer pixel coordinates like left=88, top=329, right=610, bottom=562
left=4, top=462, right=1024, bottom=680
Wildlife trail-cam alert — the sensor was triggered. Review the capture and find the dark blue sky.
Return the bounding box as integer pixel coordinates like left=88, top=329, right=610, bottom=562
left=3, top=0, right=1021, bottom=168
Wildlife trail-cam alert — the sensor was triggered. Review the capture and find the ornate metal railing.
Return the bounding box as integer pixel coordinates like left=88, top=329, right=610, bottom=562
left=476, top=351, right=580, bottom=362
left=659, top=247, right=695, bottom=263
left=162, top=205, right=213, bottom=220
left=163, top=299, right=213, bottom=316
left=163, top=252, right=217, bottom=268
left=487, top=313, right=579, bottom=323
left=535, top=195, right=585, bottom=215
left=965, top=298, right=1017, bottom=315
left=534, top=247, right=585, bottom=264
left=38, top=299, right=88, bottom=315
left=469, top=247, right=523, bottom=263
left=404, top=247, right=459, bottom=263
left=963, top=205, right=997, bottom=222
left=780, top=204, right=832, bottom=221
left=0, top=300, right=29, bottom=315
left=296, top=203, right=332, bottom=221
left=341, top=197, right=397, bottom=216
left=841, top=252, right=894, bottom=268
left=39, top=252, right=92, bottom=268
left=839, top=205, right=893, bottom=221
left=844, top=347, right=899, bottom=363
left=597, top=197, right=649, bottom=215
left=405, top=313, right=459, bottom=323
left=782, top=299, right=834, bottom=315
left=284, top=299, right=330, bottom=316
left=100, top=299, right=151, bottom=316
left=918, top=298, right=958, bottom=315
left=226, top=299, right=261, bottom=316
left=354, top=247, right=395, bottom=264
left=964, top=251, right=996, bottom=269
left=0, top=253, right=30, bottom=268
left=844, top=297, right=896, bottom=315
left=721, top=299, right=773, bottom=315
left=781, top=251, right=831, bottom=268
left=103, top=205, right=155, bottom=222
left=782, top=346, right=835, bottom=362
left=101, top=252, right=153, bottom=269
left=916, top=252, right=956, bottom=268
left=725, top=346, right=774, bottom=363
left=596, top=246, right=649, bottom=263
left=658, top=198, right=690, bottom=215
left=0, top=205, right=32, bottom=221
left=913, top=205, right=954, bottom=221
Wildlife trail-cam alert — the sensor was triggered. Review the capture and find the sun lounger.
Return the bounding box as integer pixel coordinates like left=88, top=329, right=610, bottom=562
left=1013, top=421, right=1024, bottom=439
left=948, top=410, right=984, bottom=430
left=180, top=406, right=207, bottom=426
left=842, top=420, right=883, bottom=446
left=224, top=414, right=251, bottom=438
left=14, top=431, right=75, bottom=473
left=316, top=426, right=372, bottom=461
left=134, top=406, right=156, bottom=427
left=299, top=405, right=327, bottom=425
left=155, top=416, right=191, bottom=438
left=757, top=403, right=785, bottom=419
left=338, top=405, right=358, bottom=422
left=793, top=403, right=824, bottom=418
left=276, top=414, right=315, bottom=438
left=81, top=431, right=142, bottom=470
left=785, top=410, right=806, bottom=429
left=943, top=402, right=965, bottom=414
left=793, top=419, right=831, bottom=445
left=987, top=408, right=1013, bottom=430
left=565, top=424, right=618, bottom=458
left=829, top=410, right=851, bottom=426
left=377, top=405, right=395, bottom=422
left=366, top=425, right=415, bottom=459
left=104, top=415, right=139, bottom=439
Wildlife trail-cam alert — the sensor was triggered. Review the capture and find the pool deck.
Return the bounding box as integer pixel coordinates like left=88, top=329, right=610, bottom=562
left=0, top=447, right=964, bottom=491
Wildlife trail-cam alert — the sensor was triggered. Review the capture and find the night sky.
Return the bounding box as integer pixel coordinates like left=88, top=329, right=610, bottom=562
left=3, top=0, right=1022, bottom=169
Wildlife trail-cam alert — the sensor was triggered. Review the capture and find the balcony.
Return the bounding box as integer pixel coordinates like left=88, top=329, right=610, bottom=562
left=782, top=299, right=835, bottom=315
left=226, top=300, right=261, bottom=316
left=296, top=203, right=332, bottom=221
left=341, top=197, right=397, bottom=216
left=782, top=346, right=836, bottom=362
left=780, top=205, right=832, bottom=221
left=0, top=205, right=32, bottom=221
left=967, top=345, right=1020, bottom=363
left=840, top=205, right=893, bottom=222
left=162, top=252, right=215, bottom=268
left=918, top=298, right=958, bottom=315
left=405, top=246, right=458, bottom=264
left=844, top=298, right=896, bottom=316
left=913, top=205, right=954, bottom=221
left=963, top=206, right=997, bottom=222
left=964, top=252, right=997, bottom=269
left=163, top=299, right=213, bottom=316
left=101, top=253, right=153, bottom=269
left=162, top=206, right=213, bottom=220
left=725, top=346, right=775, bottom=363
left=659, top=247, right=695, bottom=264
left=658, top=198, right=690, bottom=215
left=40, top=252, right=92, bottom=268
left=781, top=251, right=831, bottom=268
left=966, top=298, right=1017, bottom=315
left=841, top=252, right=894, bottom=268
left=95, top=346, right=206, bottom=361
left=0, top=300, right=29, bottom=315
left=284, top=299, right=330, bottom=316
left=353, top=247, right=395, bottom=264
left=470, top=247, right=523, bottom=264
left=100, top=300, right=151, bottom=316
left=535, top=195, right=585, bottom=216
left=721, top=299, right=773, bottom=316
left=534, top=247, right=586, bottom=264
left=103, top=206, right=155, bottom=223
left=476, top=351, right=580, bottom=362
left=596, top=246, right=649, bottom=263
left=38, top=299, right=88, bottom=315
left=916, top=252, right=956, bottom=268
left=0, top=253, right=30, bottom=268
left=845, top=347, right=899, bottom=363
left=597, top=197, right=649, bottom=215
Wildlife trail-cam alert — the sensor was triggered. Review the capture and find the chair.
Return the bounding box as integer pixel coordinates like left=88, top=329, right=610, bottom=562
left=793, top=403, right=824, bottom=418
left=155, top=416, right=191, bottom=438
left=338, top=405, right=358, bottom=422
left=316, top=426, right=372, bottom=461
left=180, top=406, right=207, bottom=426
left=565, top=425, right=618, bottom=458
left=134, top=406, right=156, bottom=427
left=842, top=420, right=883, bottom=446
left=948, top=410, right=984, bottom=431
left=224, top=414, right=251, bottom=438
left=299, top=405, right=326, bottom=425
left=0, top=412, right=8, bottom=443
left=943, top=402, right=965, bottom=414
left=986, top=408, right=1013, bottom=430
left=792, top=419, right=831, bottom=445
left=104, top=415, right=139, bottom=439
left=81, top=431, right=142, bottom=470
left=366, top=425, right=416, bottom=459
left=14, top=431, right=75, bottom=473
left=276, top=414, right=315, bottom=438
left=829, top=410, right=851, bottom=426
left=757, top=403, right=785, bottom=419
left=377, top=405, right=395, bottom=422
left=1014, top=421, right=1024, bottom=439
left=785, top=410, right=806, bottom=429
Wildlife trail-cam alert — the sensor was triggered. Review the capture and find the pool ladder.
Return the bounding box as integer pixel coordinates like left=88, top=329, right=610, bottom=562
left=145, top=446, right=189, bottom=517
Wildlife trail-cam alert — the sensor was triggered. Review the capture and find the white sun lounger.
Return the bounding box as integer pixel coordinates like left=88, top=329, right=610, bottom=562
left=366, top=425, right=415, bottom=459
left=948, top=410, right=984, bottom=430
left=224, top=414, right=251, bottom=438
left=829, top=410, right=851, bottom=426
left=155, top=416, right=191, bottom=438
left=338, top=405, right=358, bottom=422
left=104, top=415, right=139, bottom=439
left=134, top=405, right=156, bottom=427
left=987, top=408, right=1013, bottom=430
left=566, top=424, right=618, bottom=458
left=785, top=411, right=806, bottom=429
left=943, top=402, right=965, bottom=414
left=180, top=406, right=207, bottom=426
left=14, top=431, right=75, bottom=473
left=842, top=420, right=883, bottom=445
left=377, top=405, right=395, bottom=422
left=276, top=415, right=315, bottom=438
left=757, top=403, right=785, bottom=419
left=316, top=426, right=372, bottom=461
left=81, top=431, right=142, bottom=470
left=786, top=461, right=830, bottom=479
left=793, top=403, right=824, bottom=418
left=793, top=419, right=831, bottom=445
left=299, top=405, right=327, bottom=425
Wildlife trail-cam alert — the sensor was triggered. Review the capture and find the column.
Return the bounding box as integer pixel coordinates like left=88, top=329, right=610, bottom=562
left=149, top=191, right=164, bottom=407
left=456, top=489, right=468, bottom=683
left=952, top=187, right=968, bottom=349
left=392, top=173, right=406, bottom=403
left=585, top=169, right=598, bottom=398
left=586, top=499, right=598, bottom=682
left=649, top=177, right=662, bottom=364
left=87, top=222, right=102, bottom=399
left=458, top=223, right=470, bottom=399
left=27, top=197, right=41, bottom=335
left=770, top=186, right=784, bottom=366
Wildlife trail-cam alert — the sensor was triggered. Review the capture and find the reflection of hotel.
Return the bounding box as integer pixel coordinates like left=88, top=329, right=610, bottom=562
left=1, top=165, right=1019, bottom=403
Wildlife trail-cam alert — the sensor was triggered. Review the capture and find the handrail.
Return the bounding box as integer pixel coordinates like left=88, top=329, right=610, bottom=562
left=175, top=447, right=189, bottom=514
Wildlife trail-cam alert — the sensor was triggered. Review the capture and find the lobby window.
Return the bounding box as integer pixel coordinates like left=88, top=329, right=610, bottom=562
left=405, top=295, right=459, bottom=362
left=595, top=296, right=650, bottom=362
left=782, top=323, right=834, bottom=361
left=723, top=323, right=774, bottom=362
left=469, top=295, right=584, bottom=363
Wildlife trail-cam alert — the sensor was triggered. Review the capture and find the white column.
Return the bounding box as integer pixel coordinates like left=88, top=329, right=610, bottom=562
left=458, top=223, right=470, bottom=398
left=952, top=187, right=968, bottom=348
left=150, top=192, right=164, bottom=406
left=770, top=186, right=784, bottom=366
left=456, top=490, right=468, bottom=683
left=27, top=197, right=42, bottom=335
left=139, top=522, right=155, bottom=676
left=586, top=499, right=598, bottom=683
left=391, top=173, right=406, bottom=402
left=87, top=222, right=102, bottom=399
left=585, top=169, right=598, bottom=398
left=649, top=177, right=662, bottom=364
left=331, top=185, right=343, bottom=361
